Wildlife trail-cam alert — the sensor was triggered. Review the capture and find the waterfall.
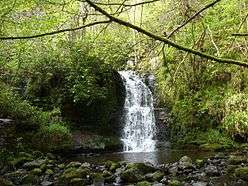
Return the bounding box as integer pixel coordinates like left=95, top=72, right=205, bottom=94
left=119, top=71, right=156, bottom=152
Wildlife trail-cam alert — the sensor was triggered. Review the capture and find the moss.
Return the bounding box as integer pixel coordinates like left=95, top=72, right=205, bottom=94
left=45, top=169, right=54, bottom=175
left=126, top=163, right=156, bottom=174
left=228, top=155, right=247, bottom=165
left=195, top=159, right=204, bottom=167
left=0, top=177, right=13, bottom=186
left=234, top=167, right=248, bottom=181
left=136, top=181, right=152, bottom=186
left=169, top=179, right=182, bottom=186
left=120, top=168, right=143, bottom=183
left=151, top=171, right=164, bottom=181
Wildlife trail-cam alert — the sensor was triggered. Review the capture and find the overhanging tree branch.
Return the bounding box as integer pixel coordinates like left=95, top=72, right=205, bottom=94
left=0, top=20, right=111, bottom=40
left=83, top=0, right=160, bottom=7
left=232, top=33, right=248, bottom=36
left=85, top=0, right=248, bottom=68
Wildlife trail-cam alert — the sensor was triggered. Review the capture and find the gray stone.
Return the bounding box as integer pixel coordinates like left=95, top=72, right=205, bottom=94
left=192, top=181, right=208, bottom=186
left=204, top=165, right=220, bottom=176
left=23, top=159, right=47, bottom=169
left=41, top=180, right=54, bottom=186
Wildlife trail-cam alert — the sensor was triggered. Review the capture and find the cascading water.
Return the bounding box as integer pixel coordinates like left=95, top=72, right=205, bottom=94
left=119, top=71, right=156, bottom=152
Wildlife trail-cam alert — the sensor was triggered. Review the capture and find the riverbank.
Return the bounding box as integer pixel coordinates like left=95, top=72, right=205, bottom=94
left=1, top=149, right=247, bottom=186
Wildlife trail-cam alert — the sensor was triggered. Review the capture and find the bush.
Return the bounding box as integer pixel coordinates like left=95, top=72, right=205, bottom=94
left=0, top=83, right=72, bottom=151
left=223, top=111, right=248, bottom=140
left=33, top=123, right=73, bottom=152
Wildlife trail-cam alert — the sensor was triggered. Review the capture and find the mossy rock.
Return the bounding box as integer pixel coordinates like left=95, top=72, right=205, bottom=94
left=195, top=159, right=204, bottom=167
left=45, top=169, right=54, bottom=175
left=58, top=163, right=65, bottom=169
left=200, top=143, right=225, bottom=151
left=59, top=167, right=90, bottom=184
left=120, top=168, right=143, bottom=183
left=110, top=162, right=121, bottom=172
left=92, top=173, right=105, bottom=185
left=0, top=177, right=14, bottom=186
left=228, top=155, right=247, bottom=165
left=70, top=178, right=87, bottom=186
left=66, top=161, right=82, bottom=168
left=21, top=174, right=39, bottom=185
left=127, top=163, right=156, bottom=174
left=234, top=167, right=248, bottom=181
left=168, top=179, right=182, bottom=186
left=136, top=181, right=152, bottom=186
left=152, top=171, right=164, bottom=181
left=23, top=159, right=47, bottom=170
left=10, top=156, right=33, bottom=168
left=31, top=168, right=42, bottom=175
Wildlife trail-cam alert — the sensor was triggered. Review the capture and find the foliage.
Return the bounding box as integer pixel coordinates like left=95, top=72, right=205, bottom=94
left=177, top=129, right=236, bottom=150
left=34, top=123, right=73, bottom=151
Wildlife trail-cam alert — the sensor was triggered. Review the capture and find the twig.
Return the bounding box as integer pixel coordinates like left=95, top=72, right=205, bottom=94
left=167, top=0, right=221, bottom=38
left=85, top=0, right=248, bottom=68
left=0, top=20, right=111, bottom=40
left=231, top=33, right=248, bottom=36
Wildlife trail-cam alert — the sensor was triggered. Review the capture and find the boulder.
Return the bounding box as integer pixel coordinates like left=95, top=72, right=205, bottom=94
left=126, top=163, right=157, bottom=174
left=178, top=156, right=193, bottom=169
left=234, top=167, right=248, bottom=181
left=23, top=159, right=47, bottom=169
left=204, top=165, right=220, bottom=176
left=120, top=168, right=143, bottom=183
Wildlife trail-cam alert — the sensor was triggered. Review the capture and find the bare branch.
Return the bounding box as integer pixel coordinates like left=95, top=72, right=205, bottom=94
left=81, top=0, right=160, bottom=7
left=0, top=20, right=111, bottom=40
left=232, top=33, right=248, bottom=36
left=167, top=0, right=221, bottom=38
left=85, top=0, right=248, bottom=68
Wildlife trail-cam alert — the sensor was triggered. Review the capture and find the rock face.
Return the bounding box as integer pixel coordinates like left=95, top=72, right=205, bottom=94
left=62, top=70, right=126, bottom=136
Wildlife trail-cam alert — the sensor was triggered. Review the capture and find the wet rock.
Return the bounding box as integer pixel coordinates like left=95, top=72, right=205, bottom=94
left=23, top=159, right=47, bottom=169
left=192, top=181, right=208, bottom=186
left=204, top=165, right=220, bottom=176
left=120, top=168, right=143, bottom=183
left=137, top=181, right=152, bottom=186
left=228, top=155, right=247, bottom=165
left=226, top=165, right=239, bottom=173
left=41, top=180, right=54, bottom=186
left=151, top=171, right=164, bottom=181
left=70, top=178, right=86, bottom=186
left=234, top=167, right=248, bottom=181
left=21, top=174, right=39, bottom=185
left=10, top=156, right=33, bottom=168
left=153, top=183, right=164, bottom=186
left=4, top=169, right=27, bottom=183
left=59, top=167, right=90, bottom=184
left=31, top=168, right=43, bottom=175
left=58, top=163, right=65, bottom=169
left=126, top=162, right=157, bottom=174
left=81, top=162, right=91, bottom=168
left=168, top=179, right=181, bottom=186
left=0, top=177, right=14, bottom=186
left=46, top=153, right=56, bottom=160
left=195, top=159, right=204, bottom=168
left=45, top=169, right=54, bottom=175
left=66, top=161, right=82, bottom=168
left=92, top=173, right=104, bottom=184
left=169, top=163, right=178, bottom=175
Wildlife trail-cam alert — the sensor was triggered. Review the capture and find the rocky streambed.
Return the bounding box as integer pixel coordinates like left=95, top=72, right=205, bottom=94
left=0, top=150, right=247, bottom=186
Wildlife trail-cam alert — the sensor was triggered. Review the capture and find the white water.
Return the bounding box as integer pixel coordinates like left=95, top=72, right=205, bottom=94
left=119, top=71, right=156, bottom=152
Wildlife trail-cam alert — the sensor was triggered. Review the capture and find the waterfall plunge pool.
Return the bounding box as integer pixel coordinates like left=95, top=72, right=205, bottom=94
left=69, top=146, right=215, bottom=165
